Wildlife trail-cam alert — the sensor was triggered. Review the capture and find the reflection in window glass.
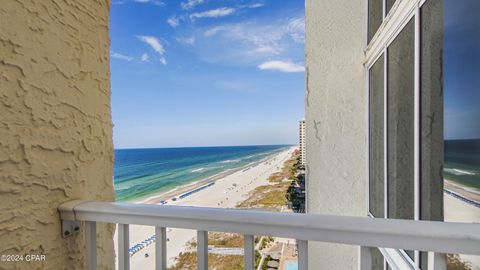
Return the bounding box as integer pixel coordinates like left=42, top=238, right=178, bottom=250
left=387, top=19, right=415, bottom=221
left=444, top=0, right=480, bottom=189
left=443, top=0, right=480, bottom=268
left=369, top=56, right=385, bottom=218
left=420, top=0, right=444, bottom=268
left=386, top=0, right=396, bottom=15
left=369, top=0, right=383, bottom=42
left=371, top=248, right=384, bottom=270
left=420, top=0, right=444, bottom=223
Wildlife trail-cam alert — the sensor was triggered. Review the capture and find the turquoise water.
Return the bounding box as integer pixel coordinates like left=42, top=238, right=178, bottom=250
left=285, top=260, right=298, bottom=270
left=114, top=145, right=290, bottom=201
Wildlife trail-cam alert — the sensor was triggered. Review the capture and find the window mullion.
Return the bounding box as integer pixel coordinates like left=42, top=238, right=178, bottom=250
left=413, top=4, right=421, bottom=269
left=383, top=47, right=388, bottom=219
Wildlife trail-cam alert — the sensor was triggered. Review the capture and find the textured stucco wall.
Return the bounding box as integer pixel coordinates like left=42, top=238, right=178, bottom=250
left=305, top=0, right=367, bottom=269
left=0, top=1, right=115, bottom=269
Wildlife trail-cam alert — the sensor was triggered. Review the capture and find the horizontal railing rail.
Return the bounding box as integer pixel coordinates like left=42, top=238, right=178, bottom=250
left=58, top=200, right=480, bottom=270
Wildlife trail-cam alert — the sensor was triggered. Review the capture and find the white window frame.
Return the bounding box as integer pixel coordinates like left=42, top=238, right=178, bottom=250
left=365, top=0, right=432, bottom=269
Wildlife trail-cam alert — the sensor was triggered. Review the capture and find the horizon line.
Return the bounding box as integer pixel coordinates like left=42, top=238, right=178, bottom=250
left=115, top=143, right=298, bottom=150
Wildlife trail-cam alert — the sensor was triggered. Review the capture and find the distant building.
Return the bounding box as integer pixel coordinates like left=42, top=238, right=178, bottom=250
left=299, top=119, right=306, bottom=165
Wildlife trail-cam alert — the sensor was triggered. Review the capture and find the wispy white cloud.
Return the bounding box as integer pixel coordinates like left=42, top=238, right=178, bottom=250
left=176, top=36, right=196, bottom=45
left=111, top=51, right=156, bottom=63
left=204, top=26, right=223, bottom=37
left=249, top=3, right=264, bottom=8
left=136, top=35, right=165, bottom=55
left=111, top=51, right=134, bottom=61
left=287, top=17, right=305, bottom=43
left=203, top=23, right=284, bottom=55
left=167, top=16, right=180, bottom=27
left=190, top=7, right=236, bottom=20
left=240, top=3, right=264, bottom=9
left=141, top=53, right=149, bottom=62
left=177, top=2, right=264, bottom=26
left=258, top=60, right=304, bottom=73
left=133, top=0, right=164, bottom=5
left=202, top=16, right=304, bottom=58
left=181, top=0, right=205, bottom=10
left=136, top=35, right=167, bottom=65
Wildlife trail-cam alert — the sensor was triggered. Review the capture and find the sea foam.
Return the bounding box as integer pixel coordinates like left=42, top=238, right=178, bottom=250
left=445, top=168, right=476, bottom=176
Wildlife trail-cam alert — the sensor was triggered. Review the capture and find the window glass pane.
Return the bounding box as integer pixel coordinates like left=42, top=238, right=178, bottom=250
left=386, top=0, right=396, bottom=14
left=369, top=56, right=385, bottom=218
left=387, top=19, right=415, bottom=221
left=420, top=0, right=443, bottom=223
left=371, top=248, right=384, bottom=270
left=444, top=0, right=480, bottom=196
left=369, top=0, right=383, bottom=42
left=444, top=0, right=480, bottom=268
left=421, top=0, right=444, bottom=268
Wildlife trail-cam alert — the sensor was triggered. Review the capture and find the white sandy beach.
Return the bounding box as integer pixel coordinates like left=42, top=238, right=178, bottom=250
left=114, top=147, right=296, bottom=269
left=444, top=191, right=480, bottom=269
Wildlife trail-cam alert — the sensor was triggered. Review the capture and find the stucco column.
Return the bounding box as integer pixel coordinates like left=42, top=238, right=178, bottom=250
left=305, top=0, right=367, bottom=269
left=1, top=1, right=115, bottom=269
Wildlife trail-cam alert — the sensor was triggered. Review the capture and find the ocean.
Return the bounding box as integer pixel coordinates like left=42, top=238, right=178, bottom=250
left=444, top=139, right=480, bottom=189
left=113, top=145, right=290, bottom=201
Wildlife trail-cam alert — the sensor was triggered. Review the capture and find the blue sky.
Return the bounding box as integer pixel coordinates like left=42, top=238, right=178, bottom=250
left=110, top=0, right=305, bottom=149
left=444, top=0, right=480, bottom=140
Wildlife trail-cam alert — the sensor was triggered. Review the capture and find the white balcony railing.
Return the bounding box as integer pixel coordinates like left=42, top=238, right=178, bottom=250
left=58, top=200, right=480, bottom=270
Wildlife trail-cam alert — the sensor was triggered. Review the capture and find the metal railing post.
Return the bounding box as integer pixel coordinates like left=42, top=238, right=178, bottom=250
left=118, top=224, right=130, bottom=270
left=428, top=252, right=446, bottom=270
left=244, top=234, right=255, bottom=270
left=85, top=221, right=97, bottom=270
left=197, top=230, right=208, bottom=270
left=298, top=240, right=308, bottom=270
left=155, top=227, right=167, bottom=270
left=360, top=246, right=372, bottom=270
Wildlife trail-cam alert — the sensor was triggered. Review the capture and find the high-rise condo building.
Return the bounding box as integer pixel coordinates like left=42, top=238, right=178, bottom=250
left=299, top=119, right=306, bottom=166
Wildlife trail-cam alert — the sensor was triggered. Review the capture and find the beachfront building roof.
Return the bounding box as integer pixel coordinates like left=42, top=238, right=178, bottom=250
left=1, top=1, right=479, bottom=270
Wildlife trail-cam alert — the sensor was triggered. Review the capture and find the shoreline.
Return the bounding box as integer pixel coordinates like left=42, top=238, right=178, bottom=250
left=444, top=179, right=480, bottom=203
left=114, top=147, right=297, bottom=269
left=133, top=149, right=287, bottom=205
